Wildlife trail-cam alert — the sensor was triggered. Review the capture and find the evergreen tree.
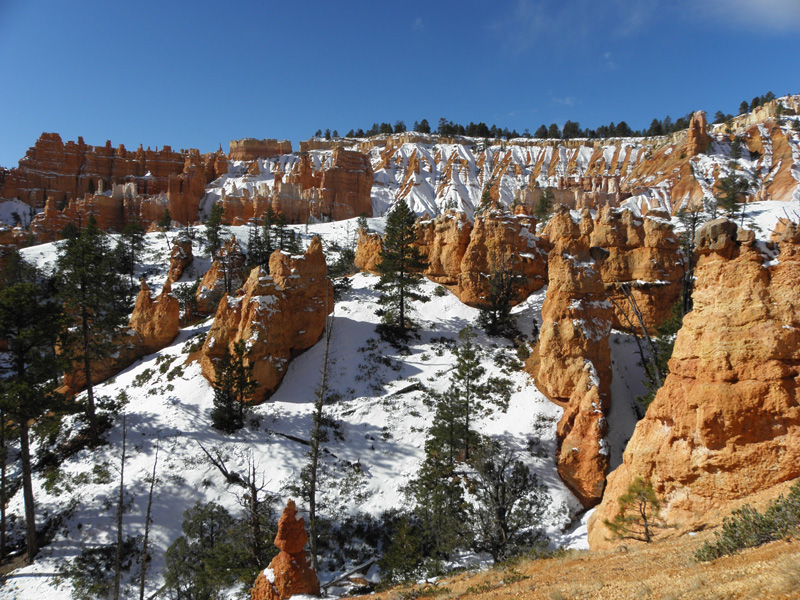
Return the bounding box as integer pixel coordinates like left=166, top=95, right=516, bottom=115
left=547, top=123, right=561, bottom=139
left=205, top=203, right=226, bottom=258
left=394, top=120, right=407, bottom=133
left=716, top=172, right=749, bottom=218
left=374, top=201, right=429, bottom=339
left=730, top=136, right=743, bottom=159
left=158, top=208, right=172, bottom=229
left=0, top=259, right=66, bottom=564
left=739, top=100, right=749, bottom=115
left=210, top=340, right=256, bottom=434
left=534, top=186, right=555, bottom=225
left=116, top=219, right=145, bottom=285
left=647, top=119, right=664, bottom=136
left=562, top=120, right=581, bottom=139
left=603, top=477, right=667, bottom=543
left=57, top=215, right=131, bottom=446
left=468, top=440, right=549, bottom=561
left=477, top=252, right=526, bottom=337
left=534, top=124, right=548, bottom=138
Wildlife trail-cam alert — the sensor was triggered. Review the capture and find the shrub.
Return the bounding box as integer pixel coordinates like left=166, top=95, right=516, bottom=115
left=695, top=480, right=800, bottom=561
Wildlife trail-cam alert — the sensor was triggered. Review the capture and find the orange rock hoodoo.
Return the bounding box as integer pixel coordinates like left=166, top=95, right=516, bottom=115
left=587, top=218, right=800, bottom=549
left=3, top=133, right=226, bottom=239
left=200, top=237, right=333, bottom=402
left=587, top=205, right=683, bottom=332
left=61, top=280, right=180, bottom=395
left=528, top=205, right=614, bottom=507
left=355, top=207, right=548, bottom=308
left=250, top=500, right=320, bottom=600
left=166, top=230, right=194, bottom=284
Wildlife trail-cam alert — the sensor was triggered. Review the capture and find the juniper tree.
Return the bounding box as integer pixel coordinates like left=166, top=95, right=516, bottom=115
left=57, top=215, right=131, bottom=446
left=375, top=200, right=429, bottom=339
left=0, top=260, right=66, bottom=564
left=210, top=340, right=257, bottom=433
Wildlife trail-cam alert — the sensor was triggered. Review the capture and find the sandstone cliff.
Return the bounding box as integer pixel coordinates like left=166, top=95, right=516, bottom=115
left=195, top=236, right=247, bottom=316
left=587, top=218, right=800, bottom=548
left=200, top=237, right=333, bottom=402
left=527, top=205, right=613, bottom=507
left=229, top=138, right=292, bottom=161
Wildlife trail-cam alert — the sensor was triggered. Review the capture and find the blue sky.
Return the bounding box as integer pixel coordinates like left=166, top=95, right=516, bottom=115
left=1, top=0, right=799, bottom=167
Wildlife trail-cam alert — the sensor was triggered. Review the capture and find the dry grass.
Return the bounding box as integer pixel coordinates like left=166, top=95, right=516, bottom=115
left=354, top=530, right=800, bottom=600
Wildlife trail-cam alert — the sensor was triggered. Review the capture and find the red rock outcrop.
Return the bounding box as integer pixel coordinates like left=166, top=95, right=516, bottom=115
left=3, top=133, right=225, bottom=234
left=685, top=111, right=710, bottom=157
left=166, top=230, right=194, bottom=284
left=250, top=500, right=320, bottom=600
left=587, top=205, right=683, bottom=332
left=356, top=206, right=548, bottom=307
left=587, top=218, right=800, bottom=549
left=200, top=237, right=333, bottom=402
left=61, top=280, right=180, bottom=395
left=195, top=236, right=247, bottom=315
left=316, top=148, right=373, bottom=221
left=527, top=205, right=614, bottom=507
left=353, top=227, right=383, bottom=273
left=229, top=139, right=292, bottom=162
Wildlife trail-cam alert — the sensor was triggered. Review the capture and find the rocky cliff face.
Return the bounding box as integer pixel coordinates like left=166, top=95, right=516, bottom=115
left=229, top=138, right=292, bottom=161
left=250, top=500, right=320, bottom=600
left=586, top=205, right=683, bottom=332
left=587, top=218, right=800, bottom=548
left=214, top=148, right=373, bottom=225
left=200, top=237, right=333, bottom=402
left=3, top=133, right=225, bottom=236
left=527, top=205, right=614, bottom=507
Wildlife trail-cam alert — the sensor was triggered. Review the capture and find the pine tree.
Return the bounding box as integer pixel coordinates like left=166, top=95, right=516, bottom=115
left=534, top=186, right=555, bottom=225
left=57, top=215, right=131, bottom=446
left=374, top=201, right=429, bottom=339
left=716, top=172, right=749, bottom=218
left=603, top=477, right=667, bottom=543
left=477, top=253, right=525, bottom=337
left=116, top=219, right=145, bottom=285
left=0, top=263, right=65, bottom=564
left=205, top=203, right=226, bottom=257
left=210, top=340, right=257, bottom=433
left=468, top=440, right=549, bottom=561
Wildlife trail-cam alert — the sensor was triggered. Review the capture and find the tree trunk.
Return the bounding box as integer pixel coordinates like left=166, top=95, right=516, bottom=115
left=139, top=437, right=159, bottom=600
left=113, top=415, right=127, bottom=600
left=81, top=305, right=98, bottom=446
left=0, top=410, right=6, bottom=560
left=19, top=419, right=37, bottom=564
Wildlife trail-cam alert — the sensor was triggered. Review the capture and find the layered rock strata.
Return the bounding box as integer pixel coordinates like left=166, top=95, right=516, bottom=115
left=166, top=230, right=194, bottom=284
left=200, top=237, right=333, bottom=402
left=587, top=218, right=800, bottom=549
left=229, top=138, right=292, bottom=161
left=527, top=205, right=614, bottom=507
left=250, top=500, right=320, bottom=600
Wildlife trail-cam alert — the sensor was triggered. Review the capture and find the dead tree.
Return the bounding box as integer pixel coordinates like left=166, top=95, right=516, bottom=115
left=139, top=435, right=160, bottom=600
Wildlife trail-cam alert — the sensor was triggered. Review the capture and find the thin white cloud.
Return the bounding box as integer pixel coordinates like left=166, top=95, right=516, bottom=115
left=412, top=16, right=424, bottom=32
left=696, top=0, right=800, bottom=31
left=552, top=95, right=576, bottom=107
left=604, top=51, right=619, bottom=70
left=490, top=0, right=656, bottom=54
